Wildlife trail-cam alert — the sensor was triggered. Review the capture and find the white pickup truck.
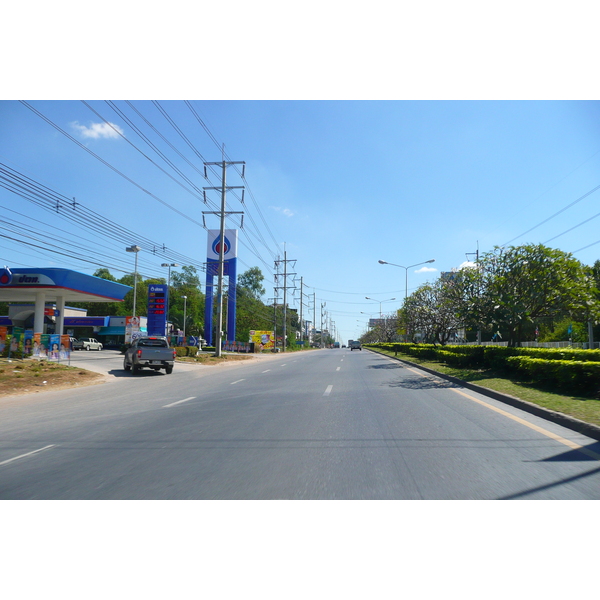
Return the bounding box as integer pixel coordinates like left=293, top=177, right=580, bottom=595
left=123, top=336, right=176, bottom=375
left=79, top=337, right=103, bottom=351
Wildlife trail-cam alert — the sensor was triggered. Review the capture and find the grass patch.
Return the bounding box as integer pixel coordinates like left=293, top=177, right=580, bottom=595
left=0, top=358, right=103, bottom=397
left=176, top=353, right=254, bottom=366
left=370, top=347, right=600, bottom=427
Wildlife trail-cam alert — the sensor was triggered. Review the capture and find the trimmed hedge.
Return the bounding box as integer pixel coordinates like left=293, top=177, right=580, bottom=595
left=174, top=346, right=203, bottom=357
left=506, top=356, right=600, bottom=395
left=365, top=342, right=600, bottom=395
left=512, top=347, right=600, bottom=362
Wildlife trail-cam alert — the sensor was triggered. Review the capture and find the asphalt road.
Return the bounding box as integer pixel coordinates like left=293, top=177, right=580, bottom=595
left=1, top=348, right=599, bottom=499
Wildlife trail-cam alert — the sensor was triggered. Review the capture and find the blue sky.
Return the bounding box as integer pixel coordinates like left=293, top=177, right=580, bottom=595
left=4, top=1, right=600, bottom=567
left=2, top=99, right=600, bottom=343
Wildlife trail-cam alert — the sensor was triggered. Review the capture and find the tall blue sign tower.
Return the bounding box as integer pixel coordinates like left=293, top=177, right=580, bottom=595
left=204, top=229, right=238, bottom=346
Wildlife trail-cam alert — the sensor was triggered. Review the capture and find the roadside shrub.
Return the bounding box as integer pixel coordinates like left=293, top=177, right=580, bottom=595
left=408, top=345, right=438, bottom=361
left=483, top=346, right=521, bottom=369
left=506, top=356, right=600, bottom=395
left=437, top=350, right=477, bottom=368
left=391, top=343, right=414, bottom=355
left=441, top=345, right=485, bottom=368
left=516, top=347, right=600, bottom=362
left=174, top=346, right=188, bottom=357
left=1, top=347, right=23, bottom=359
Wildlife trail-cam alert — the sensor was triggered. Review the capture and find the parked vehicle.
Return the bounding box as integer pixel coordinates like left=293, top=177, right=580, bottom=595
left=70, top=337, right=84, bottom=351
left=123, top=336, right=176, bottom=375
left=350, top=341, right=362, bottom=351
left=79, top=337, right=103, bottom=351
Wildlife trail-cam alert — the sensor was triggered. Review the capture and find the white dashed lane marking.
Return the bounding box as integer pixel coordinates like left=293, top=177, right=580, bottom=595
left=163, top=396, right=196, bottom=408
left=0, top=445, right=55, bottom=467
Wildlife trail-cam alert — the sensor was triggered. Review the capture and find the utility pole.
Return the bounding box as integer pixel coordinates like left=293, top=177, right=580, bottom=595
left=320, top=302, right=326, bottom=348
left=267, top=296, right=278, bottom=351
left=203, top=155, right=245, bottom=357
left=299, top=276, right=304, bottom=345
left=313, top=292, right=316, bottom=347
left=274, top=249, right=297, bottom=352
left=466, top=242, right=481, bottom=345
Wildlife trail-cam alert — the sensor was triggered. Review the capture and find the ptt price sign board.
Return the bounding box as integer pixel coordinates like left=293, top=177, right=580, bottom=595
left=147, top=284, right=168, bottom=336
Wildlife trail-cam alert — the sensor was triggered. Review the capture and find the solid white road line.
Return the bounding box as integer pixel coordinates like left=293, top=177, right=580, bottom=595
left=0, top=445, right=55, bottom=467
left=324, top=385, right=333, bottom=396
left=163, top=396, right=196, bottom=408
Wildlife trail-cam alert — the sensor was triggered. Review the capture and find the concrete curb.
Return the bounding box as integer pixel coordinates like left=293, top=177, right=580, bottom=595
left=367, top=348, right=600, bottom=442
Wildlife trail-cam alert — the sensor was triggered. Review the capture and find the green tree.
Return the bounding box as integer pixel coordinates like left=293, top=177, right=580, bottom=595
left=238, top=266, right=266, bottom=300
left=479, top=244, right=598, bottom=346
left=538, top=318, right=588, bottom=343
left=93, top=267, right=117, bottom=282
left=69, top=267, right=124, bottom=316
left=169, top=266, right=204, bottom=337
left=403, top=280, right=464, bottom=345
left=234, top=267, right=272, bottom=343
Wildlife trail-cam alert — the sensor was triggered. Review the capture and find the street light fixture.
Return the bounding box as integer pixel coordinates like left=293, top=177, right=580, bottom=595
left=182, top=295, right=187, bottom=341
left=365, top=296, right=396, bottom=318
left=378, top=259, right=435, bottom=302
left=161, top=263, right=178, bottom=336
left=125, top=245, right=141, bottom=319
left=379, top=258, right=435, bottom=342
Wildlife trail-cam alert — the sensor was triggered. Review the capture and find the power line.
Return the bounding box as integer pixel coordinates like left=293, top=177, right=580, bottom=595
left=14, top=101, right=284, bottom=287
left=544, top=210, right=600, bottom=244
left=502, top=182, right=600, bottom=247
left=19, top=101, right=206, bottom=229
left=185, top=101, right=281, bottom=259
left=0, top=162, right=208, bottom=273
left=572, top=239, right=600, bottom=255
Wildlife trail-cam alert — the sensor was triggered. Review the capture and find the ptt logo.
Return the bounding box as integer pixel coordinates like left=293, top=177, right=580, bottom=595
left=18, top=275, right=39, bottom=284
left=212, top=236, right=230, bottom=256
left=0, top=267, right=12, bottom=285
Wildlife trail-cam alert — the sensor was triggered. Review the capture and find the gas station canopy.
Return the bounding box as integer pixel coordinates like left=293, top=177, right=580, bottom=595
left=0, top=267, right=131, bottom=303
left=0, top=267, right=131, bottom=334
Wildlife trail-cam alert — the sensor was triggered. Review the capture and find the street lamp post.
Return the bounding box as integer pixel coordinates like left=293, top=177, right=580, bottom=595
left=365, top=296, right=396, bottom=317
left=182, top=295, right=187, bottom=341
left=378, top=259, right=436, bottom=302
left=378, top=258, right=435, bottom=341
left=161, top=263, right=179, bottom=336
left=126, top=245, right=141, bottom=319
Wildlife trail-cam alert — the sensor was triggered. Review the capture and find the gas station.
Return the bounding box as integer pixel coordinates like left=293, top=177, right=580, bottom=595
left=0, top=267, right=131, bottom=338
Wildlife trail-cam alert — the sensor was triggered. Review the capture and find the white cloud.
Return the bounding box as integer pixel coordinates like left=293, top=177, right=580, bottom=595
left=415, top=266, right=437, bottom=273
left=458, top=261, right=478, bottom=270
left=270, top=206, right=294, bottom=217
left=71, top=121, right=124, bottom=139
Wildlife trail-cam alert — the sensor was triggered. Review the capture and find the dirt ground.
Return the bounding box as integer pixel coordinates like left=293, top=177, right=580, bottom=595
left=0, top=358, right=105, bottom=397
left=0, top=353, right=268, bottom=398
